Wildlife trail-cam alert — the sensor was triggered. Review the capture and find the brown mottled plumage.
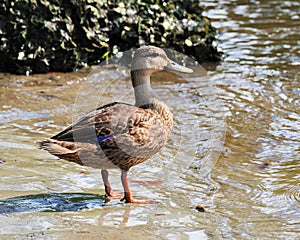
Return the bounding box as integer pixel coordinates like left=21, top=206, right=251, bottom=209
left=38, top=46, right=193, bottom=203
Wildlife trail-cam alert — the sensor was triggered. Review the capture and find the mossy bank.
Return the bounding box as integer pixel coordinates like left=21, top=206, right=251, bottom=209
left=0, top=0, right=222, bottom=74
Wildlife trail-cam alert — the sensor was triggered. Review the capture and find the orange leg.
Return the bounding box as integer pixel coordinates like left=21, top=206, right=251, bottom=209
left=120, top=170, right=155, bottom=204
left=101, top=169, right=121, bottom=198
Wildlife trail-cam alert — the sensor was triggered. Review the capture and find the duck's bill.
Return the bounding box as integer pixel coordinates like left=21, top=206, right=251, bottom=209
left=165, top=59, right=193, bottom=73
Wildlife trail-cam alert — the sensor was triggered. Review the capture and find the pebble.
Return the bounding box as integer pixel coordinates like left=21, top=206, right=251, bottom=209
left=195, top=205, right=206, bottom=212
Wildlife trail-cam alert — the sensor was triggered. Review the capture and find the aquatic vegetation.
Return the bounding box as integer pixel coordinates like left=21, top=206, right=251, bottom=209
left=0, top=0, right=222, bottom=74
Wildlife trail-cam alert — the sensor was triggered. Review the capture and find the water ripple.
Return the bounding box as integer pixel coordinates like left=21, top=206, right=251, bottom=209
left=285, top=185, right=300, bottom=203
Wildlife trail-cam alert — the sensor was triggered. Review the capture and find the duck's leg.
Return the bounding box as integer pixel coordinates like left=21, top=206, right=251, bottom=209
left=101, top=169, right=121, bottom=198
left=121, top=170, right=155, bottom=204
left=120, top=170, right=134, bottom=202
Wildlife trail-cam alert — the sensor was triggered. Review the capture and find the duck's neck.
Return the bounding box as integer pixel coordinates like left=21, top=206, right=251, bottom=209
left=131, top=70, right=158, bottom=108
left=131, top=70, right=173, bottom=131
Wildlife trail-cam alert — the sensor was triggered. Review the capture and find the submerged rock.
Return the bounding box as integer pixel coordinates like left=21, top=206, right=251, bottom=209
left=0, top=0, right=222, bottom=74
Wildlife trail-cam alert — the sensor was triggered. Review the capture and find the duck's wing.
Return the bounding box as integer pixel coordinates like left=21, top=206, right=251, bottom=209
left=51, top=102, right=127, bottom=142
left=51, top=101, right=170, bottom=149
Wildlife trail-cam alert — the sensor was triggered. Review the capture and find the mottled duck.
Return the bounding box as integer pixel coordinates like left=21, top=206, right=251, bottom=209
left=38, top=46, right=193, bottom=203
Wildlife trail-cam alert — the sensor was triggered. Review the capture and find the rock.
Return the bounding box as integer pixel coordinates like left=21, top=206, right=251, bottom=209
left=0, top=0, right=223, bottom=74
left=195, top=205, right=206, bottom=212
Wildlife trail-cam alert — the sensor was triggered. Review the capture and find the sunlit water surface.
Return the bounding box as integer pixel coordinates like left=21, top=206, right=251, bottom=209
left=1, top=0, right=299, bottom=239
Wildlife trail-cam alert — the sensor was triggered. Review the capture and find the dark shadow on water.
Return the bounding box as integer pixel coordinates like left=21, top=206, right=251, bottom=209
left=0, top=193, right=107, bottom=214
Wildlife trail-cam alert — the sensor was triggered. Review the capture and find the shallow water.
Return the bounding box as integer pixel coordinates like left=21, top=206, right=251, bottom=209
left=1, top=0, right=300, bottom=239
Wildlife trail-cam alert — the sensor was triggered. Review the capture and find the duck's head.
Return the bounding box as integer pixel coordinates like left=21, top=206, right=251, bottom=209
left=131, top=45, right=193, bottom=74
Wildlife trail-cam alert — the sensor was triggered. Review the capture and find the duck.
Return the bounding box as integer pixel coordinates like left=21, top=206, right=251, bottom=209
left=38, top=45, right=193, bottom=204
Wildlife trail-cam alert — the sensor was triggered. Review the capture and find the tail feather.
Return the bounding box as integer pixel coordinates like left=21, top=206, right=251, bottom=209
left=37, top=138, right=117, bottom=169
left=37, top=139, right=77, bottom=155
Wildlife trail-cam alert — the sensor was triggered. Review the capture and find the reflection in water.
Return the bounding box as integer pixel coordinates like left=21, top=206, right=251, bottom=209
left=0, top=193, right=106, bottom=213
left=0, top=0, right=300, bottom=239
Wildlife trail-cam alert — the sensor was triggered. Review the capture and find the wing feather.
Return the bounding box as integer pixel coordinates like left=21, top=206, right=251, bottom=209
left=50, top=102, right=168, bottom=149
